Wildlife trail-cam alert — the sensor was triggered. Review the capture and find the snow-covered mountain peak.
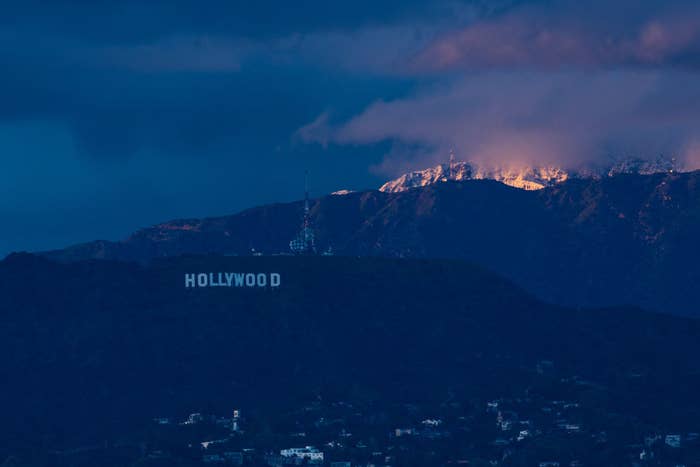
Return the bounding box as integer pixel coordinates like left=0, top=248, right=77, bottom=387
left=379, top=157, right=681, bottom=193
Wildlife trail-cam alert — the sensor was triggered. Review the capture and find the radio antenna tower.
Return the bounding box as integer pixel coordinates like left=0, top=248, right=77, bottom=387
left=289, top=170, right=316, bottom=255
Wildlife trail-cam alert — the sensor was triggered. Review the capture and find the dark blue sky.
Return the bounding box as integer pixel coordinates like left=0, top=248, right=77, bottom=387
left=2, top=0, right=700, bottom=255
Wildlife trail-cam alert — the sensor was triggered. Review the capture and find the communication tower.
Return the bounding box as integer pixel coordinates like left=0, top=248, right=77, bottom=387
left=289, top=171, right=317, bottom=255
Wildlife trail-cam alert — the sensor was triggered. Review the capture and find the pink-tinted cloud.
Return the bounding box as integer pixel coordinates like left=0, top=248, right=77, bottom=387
left=289, top=2, right=700, bottom=175
left=301, top=71, right=700, bottom=174
left=411, top=9, right=700, bottom=72
left=296, top=112, right=332, bottom=147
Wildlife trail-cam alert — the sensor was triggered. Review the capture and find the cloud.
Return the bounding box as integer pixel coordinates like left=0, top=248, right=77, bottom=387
left=296, top=112, right=333, bottom=147
left=303, top=71, right=700, bottom=173
left=411, top=7, right=700, bottom=72
left=102, top=36, right=247, bottom=72
left=293, top=1, right=700, bottom=173
left=0, top=0, right=452, bottom=43
left=0, top=0, right=454, bottom=159
left=4, top=0, right=700, bottom=168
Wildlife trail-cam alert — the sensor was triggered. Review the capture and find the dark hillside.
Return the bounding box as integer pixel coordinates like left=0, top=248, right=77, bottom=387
left=41, top=171, right=700, bottom=315
left=2, top=254, right=700, bottom=456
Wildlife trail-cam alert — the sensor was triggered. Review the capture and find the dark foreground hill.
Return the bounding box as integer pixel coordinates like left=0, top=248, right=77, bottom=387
left=41, top=171, right=700, bottom=316
left=3, top=254, right=700, bottom=461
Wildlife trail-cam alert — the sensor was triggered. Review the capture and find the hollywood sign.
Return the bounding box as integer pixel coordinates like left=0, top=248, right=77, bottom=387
left=185, top=272, right=281, bottom=288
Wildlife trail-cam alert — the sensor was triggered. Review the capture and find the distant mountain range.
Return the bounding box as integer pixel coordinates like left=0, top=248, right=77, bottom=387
left=39, top=169, right=700, bottom=316
left=3, top=254, right=700, bottom=454
left=379, top=156, right=681, bottom=192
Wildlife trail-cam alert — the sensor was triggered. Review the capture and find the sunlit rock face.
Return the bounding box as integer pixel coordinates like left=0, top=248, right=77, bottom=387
left=378, top=157, right=680, bottom=193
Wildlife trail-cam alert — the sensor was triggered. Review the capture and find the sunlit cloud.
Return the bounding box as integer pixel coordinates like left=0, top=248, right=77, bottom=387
left=301, top=71, right=700, bottom=174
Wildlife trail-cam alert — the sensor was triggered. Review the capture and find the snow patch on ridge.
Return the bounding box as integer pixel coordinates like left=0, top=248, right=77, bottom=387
left=379, top=157, right=681, bottom=193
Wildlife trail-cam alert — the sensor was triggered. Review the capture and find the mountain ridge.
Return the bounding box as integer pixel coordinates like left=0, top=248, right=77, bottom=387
left=38, top=170, right=700, bottom=315
left=379, top=156, right=681, bottom=192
